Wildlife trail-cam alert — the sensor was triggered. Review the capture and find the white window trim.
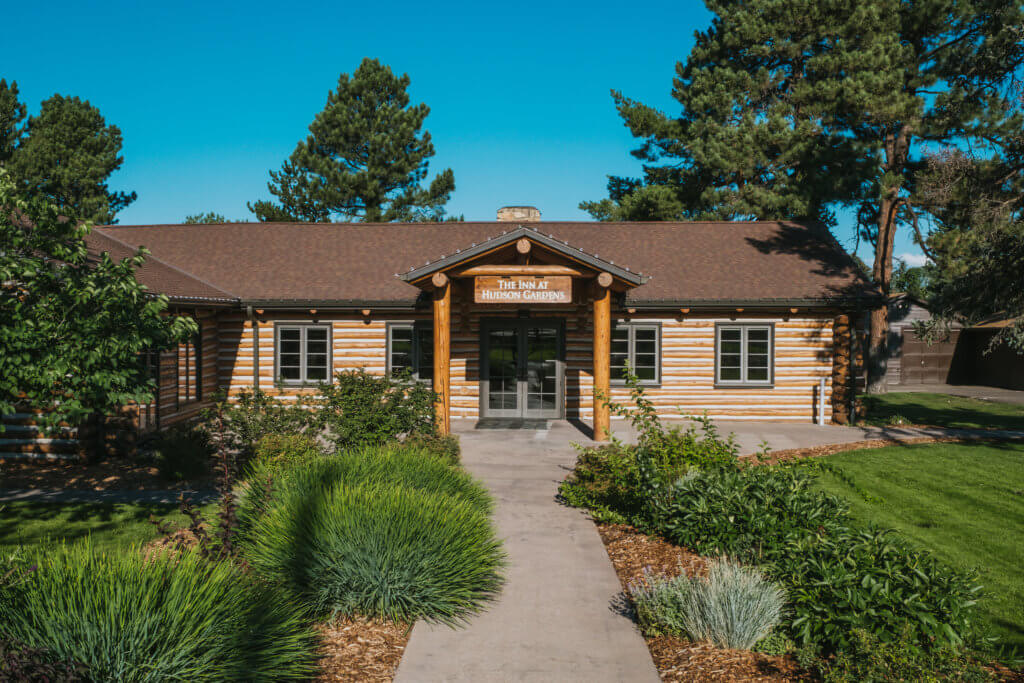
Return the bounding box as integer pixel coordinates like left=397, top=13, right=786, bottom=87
left=610, top=321, right=662, bottom=386
left=386, top=321, right=433, bottom=383
left=715, top=323, right=775, bottom=387
left=274, top=323, right=332, bottom=385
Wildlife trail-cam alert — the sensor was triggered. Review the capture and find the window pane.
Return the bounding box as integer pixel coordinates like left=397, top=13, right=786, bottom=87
left=748, top=328, right=769, bottom=342
left=390, top=327, right=413, bottom=375
left=280, top=365, right=301, bottom=380
left=720, top=328, right=741, bottom=341
left=748, top=341, right=769, bottom=355
left=415, top=326, right=433, bottom=380
left=719, top=366, right=741, bottom=381
left=747, top=367, right=769, bottom=381
left=635, top=365, right=656, bottom=381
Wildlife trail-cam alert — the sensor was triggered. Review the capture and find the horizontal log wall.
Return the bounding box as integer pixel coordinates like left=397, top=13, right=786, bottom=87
left=157, top=310, right=220, bottom=427
left=216, top=309, right=834, bottom=422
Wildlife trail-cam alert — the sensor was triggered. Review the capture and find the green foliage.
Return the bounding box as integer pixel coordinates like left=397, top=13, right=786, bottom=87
left=240, top=448, right=503, bottom=624
left=151, top=426, right=213, bottom=481
left=558, top=369, right=740, bottom=524
left=249, top=58, right=455, bottom=223
left=0, top=79, right=26, bottom=166
left=755, top=630, right=797, bottom=656
left=402, top=431, right=461, bottom=466
left=5, top=93, right=135, bottom=223
left=652, top=466, right=982, bottom=652
left=183, top=212, right=229, bottom=224
left=820, top=627, right=992, bottom=682
left=0, top=172, right=196, bottom=431
left=314, top=369, right=437, bottom=451
left=213, top=389, right=313, bottom=455
left=0, top=544, right=318, bottom=682
left=252, top=433, right=323, bottom=474
left=629, top=560, right=785, bottom=650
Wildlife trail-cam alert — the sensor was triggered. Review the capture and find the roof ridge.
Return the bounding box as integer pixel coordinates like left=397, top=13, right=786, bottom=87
left=98, top=219, right=807, bottom=229
left=92, top=228, right=240, bottom=300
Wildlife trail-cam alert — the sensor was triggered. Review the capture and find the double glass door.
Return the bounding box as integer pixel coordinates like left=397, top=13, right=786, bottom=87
left=482, top=319, right=564, bottom=419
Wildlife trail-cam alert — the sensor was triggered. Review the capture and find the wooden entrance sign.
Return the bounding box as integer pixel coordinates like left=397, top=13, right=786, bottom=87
left=474, top=275, right=572, bottom=304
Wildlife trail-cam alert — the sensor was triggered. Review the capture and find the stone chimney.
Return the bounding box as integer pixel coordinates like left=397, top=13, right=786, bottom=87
left=497, top=205, right=541, bottom=222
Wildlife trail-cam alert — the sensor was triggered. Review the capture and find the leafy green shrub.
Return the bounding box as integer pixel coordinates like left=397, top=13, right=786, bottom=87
left=252, top=433, right=323, bottom=475
left=755, top=630, right=797, bottom=656
left=0, top=544, right=318, bottom=682
left=213, top=389, right=314, bottom=455
left=151, top=426, right=213, bottom=481
left=820, top=627, right=992, bottom=682
left=650, top=466, right=982, bottom=653
left=402, top=432, right=461, bottom=466
left=243, top=480, right=504, bottom=625
left=314, top=369, right=437, bottom=450
left=560, top=372, right=742, bottom=524
left=649, top=465, right=850, bottom=560
left=629, top=560, right=784, bottom=650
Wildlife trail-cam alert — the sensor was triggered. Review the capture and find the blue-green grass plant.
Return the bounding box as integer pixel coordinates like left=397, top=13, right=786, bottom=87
left=0, top=543, right=318, bottom=682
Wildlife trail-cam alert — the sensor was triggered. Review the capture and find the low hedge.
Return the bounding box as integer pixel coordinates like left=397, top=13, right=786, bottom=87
left=0, top=544, right=318, bottom=682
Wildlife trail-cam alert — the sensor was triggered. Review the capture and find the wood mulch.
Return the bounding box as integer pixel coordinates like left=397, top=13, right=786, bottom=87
left=596, top=524, right=812, bottom=682
left=0, top=458, right=212, bottom=491
left=315, top=618, right=410, bottom=682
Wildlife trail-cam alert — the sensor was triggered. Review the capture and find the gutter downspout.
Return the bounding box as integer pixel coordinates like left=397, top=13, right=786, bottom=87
left=248, top=305, right=260, bottom=391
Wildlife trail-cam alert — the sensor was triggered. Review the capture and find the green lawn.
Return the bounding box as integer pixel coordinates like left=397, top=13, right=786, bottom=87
left=0, top=501, right=216, bottom=553
left=813, top=441, right=1024, bottom=651
left=861, top=391, right=1024, bottom=430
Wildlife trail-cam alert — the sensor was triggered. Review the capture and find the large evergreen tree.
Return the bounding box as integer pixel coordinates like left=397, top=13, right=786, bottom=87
left=6, top=93, right=136, bottom=225
left=250, top=58, right=455, bottom=223
left=0, top=171, right=194, bottom=429
left=0, top=79, right=26, bottom=166
left=584, top=0, right=1024, bottom=392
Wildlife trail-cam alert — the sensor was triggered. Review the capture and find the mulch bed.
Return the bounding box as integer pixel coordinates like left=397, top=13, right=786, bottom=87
left=315, top=618, right=409, bottom=682
left=596, top=524, right=812, bottom=682
left=0, top=458, right=212, bottom=491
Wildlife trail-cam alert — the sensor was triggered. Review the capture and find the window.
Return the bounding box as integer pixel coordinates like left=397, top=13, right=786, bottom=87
left=387, top=322, right=433, bottom=382
left=716, top=324, right=774, bottom=386
left=177, top=331, right=202, bottom=405
left=276, top=324, right=331, bottom=384
left=610, top=322, right=661, bottom=385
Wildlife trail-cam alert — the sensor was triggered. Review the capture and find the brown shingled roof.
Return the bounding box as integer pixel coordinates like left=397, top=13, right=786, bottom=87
left=86, top=229, right=237, bottom=303
left=89, top=220, right=875, bottom=307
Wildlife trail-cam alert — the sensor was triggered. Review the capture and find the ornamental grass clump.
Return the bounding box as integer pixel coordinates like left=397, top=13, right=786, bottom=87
left=243, top=480, right=505, bottom=625
left=629, top=559, right=785, bottom=650
left=0, top=544, right=318, bottom=682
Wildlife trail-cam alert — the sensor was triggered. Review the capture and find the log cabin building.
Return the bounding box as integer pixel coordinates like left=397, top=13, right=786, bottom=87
left=83, top=206, right=875, bottom=441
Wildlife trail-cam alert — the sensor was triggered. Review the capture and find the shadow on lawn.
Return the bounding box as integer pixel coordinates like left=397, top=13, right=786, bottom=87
left=0, top=502, right=180, bottom=548
left=862, top=394, right=1024, bottom=431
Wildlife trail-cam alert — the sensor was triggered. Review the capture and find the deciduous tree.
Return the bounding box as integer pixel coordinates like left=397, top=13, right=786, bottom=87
left=0, top=172, right=194, bottom=430
left=249, top=58, right=455, bottom=223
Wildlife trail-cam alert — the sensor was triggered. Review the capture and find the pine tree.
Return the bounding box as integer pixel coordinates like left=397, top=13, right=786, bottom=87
left=8, top=93, right=136, bottom=224
left=584, top=0, right=1024, bottom=392
left=250, top=58, right=455, bottom=223
left=184, top=212, right=229, bottom=224
left=0, top=79, right=26, bottom=166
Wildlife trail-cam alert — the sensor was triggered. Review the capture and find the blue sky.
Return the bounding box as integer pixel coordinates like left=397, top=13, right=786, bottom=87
left=6, top=0, right=925, bottom=267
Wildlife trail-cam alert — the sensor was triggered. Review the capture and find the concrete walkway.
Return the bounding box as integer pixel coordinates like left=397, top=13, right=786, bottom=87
left=887, top=383, right=1024, bottom=406
left=396, top=417, right=1024, bottom=682
left=395, top=421, right=660, bottom=683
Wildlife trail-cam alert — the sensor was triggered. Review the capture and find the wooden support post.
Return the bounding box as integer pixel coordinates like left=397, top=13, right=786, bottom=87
left=432, top=276, right=451, bottom=435
left=592, top=279, right=611, bottom=441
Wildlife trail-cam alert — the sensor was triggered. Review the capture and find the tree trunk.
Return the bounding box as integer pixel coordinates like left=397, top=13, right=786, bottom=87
left=866, top=125, right=909, bottom=394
